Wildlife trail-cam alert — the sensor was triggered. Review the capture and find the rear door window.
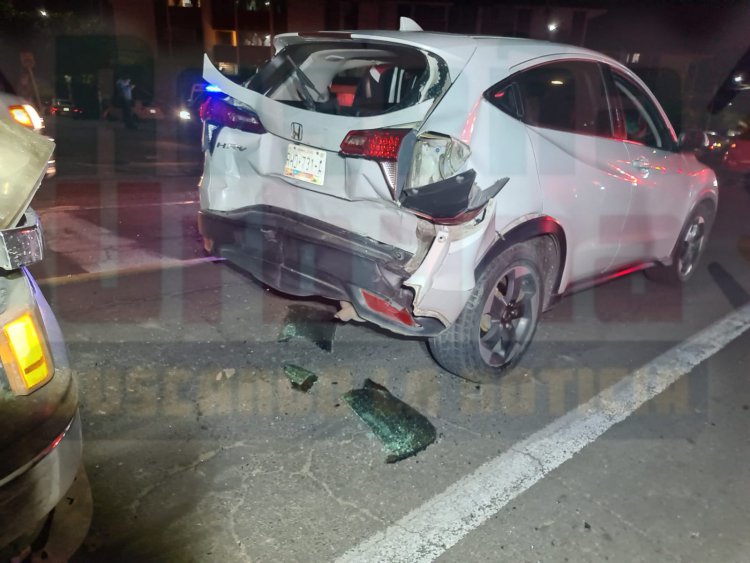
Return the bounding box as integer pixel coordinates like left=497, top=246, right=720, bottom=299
left=487, top=60, right=613, bottom=137
left=244, top=41, right=449, bottom=117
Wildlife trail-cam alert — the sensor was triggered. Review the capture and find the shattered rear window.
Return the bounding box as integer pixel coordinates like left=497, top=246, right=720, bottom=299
left=244, top=40, right=449, bottom=117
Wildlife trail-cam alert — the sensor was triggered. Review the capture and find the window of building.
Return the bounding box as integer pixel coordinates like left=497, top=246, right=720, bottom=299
left=169, top=0, right=200, bottom=7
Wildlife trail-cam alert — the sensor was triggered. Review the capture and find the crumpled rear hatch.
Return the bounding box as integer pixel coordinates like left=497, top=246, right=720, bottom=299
left=201, top=33, right=475, bottom=203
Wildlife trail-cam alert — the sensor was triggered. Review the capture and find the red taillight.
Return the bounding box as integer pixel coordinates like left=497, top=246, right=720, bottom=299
left=199, top=97, right=265, bottom=134
left=340, top=129, right=409, bottom=161
left=360, top=289, right=417, bottom=327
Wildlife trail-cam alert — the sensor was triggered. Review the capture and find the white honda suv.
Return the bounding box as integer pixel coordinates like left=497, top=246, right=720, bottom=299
left=198, top=22, right=718, bottom=380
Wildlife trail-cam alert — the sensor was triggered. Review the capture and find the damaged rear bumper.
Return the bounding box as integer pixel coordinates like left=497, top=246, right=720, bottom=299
left=198, top=206, right=446, bottom=336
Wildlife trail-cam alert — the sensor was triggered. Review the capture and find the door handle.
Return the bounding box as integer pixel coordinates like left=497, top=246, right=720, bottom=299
left=630, top=156, right=651, bottom=170
left=630, top=156, right=652, bottom=178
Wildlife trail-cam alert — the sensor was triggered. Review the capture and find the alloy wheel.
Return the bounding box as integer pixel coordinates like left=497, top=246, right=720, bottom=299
left=478, top=265, right=540, bottom=368
left=677, top=215, right=706, bottom=279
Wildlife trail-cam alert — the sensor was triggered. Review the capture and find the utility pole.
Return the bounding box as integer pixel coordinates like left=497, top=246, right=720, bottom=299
left=268, top=0, right=275, bottom=57
left=235, top=0, right=240, bottom=67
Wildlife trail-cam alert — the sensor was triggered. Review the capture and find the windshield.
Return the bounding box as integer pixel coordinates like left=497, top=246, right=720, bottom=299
left=244, top=40, right=449, bottom=117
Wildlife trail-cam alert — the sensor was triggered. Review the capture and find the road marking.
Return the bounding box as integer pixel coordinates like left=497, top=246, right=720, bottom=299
left=42, top=213, right=170, bottom=274
left=337, top=302, right=750, bottom=563
left=37, top=256, right=224, bottom=287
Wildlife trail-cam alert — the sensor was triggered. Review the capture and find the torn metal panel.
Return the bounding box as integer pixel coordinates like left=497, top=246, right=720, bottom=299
left=283, top=364, right=318, bottom=392
left=343, top=379, right=436, bottom=463
left=278, top=305, right=337, bottom=352
left=405, top=199, right=500, bottom=325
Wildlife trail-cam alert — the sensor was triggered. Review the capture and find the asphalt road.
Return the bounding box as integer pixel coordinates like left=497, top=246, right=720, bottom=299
left=26, top=118, right=750, bottom=562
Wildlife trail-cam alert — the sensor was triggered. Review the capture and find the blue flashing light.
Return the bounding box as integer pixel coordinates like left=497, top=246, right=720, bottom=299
left=205, top=84, right=222, bottom=93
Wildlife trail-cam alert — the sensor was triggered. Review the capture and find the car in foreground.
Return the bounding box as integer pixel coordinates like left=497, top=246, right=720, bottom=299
left=0, top=71, right=56, bottom=177
left=0, top=119, right=82, bottom=554
left=197, top=20, right=718, bottom=380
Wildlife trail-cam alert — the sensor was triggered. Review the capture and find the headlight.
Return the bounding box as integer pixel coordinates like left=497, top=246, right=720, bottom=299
left=407, top=133, right=471, bottom=189
left=9, top=104, right=44, bottom=131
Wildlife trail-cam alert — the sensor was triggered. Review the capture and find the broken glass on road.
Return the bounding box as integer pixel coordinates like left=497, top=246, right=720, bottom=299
left=278, top=305, right=336, bottom=352
left=343, top=379, right=436, bottom=463
left=283, top=363, right=318, bottom=392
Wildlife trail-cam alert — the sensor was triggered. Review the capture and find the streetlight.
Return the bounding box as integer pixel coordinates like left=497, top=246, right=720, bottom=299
left=38, top=8, right=49, bottom=17
left=547, top=22, right=559, bottom=33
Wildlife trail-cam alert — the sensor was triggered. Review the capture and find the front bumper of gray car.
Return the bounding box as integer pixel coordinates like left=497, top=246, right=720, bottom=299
left=0, top=410, right=82, bottom=546
left=0, top=269, right=81, bottom=548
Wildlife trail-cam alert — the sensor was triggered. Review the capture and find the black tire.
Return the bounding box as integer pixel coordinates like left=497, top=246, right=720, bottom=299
left=645, top=203, right=714, bottom=285
left=429, top=242, right=544, bottom=382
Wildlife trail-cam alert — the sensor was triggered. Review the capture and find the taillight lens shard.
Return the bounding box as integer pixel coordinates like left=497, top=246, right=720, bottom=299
left=340, top=129, right=410, bottom=161
left=408, top=134, right=471, bottom=189
left=199, top=97, right=266, bottom=134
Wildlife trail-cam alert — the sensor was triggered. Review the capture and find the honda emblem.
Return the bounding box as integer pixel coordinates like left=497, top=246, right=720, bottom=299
left=291, top=122, right=303, bottom=141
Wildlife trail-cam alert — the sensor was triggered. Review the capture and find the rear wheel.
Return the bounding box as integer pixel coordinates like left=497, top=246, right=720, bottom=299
left=645, top=203, right=714, bottom=285
left=429, top=242, right=543, bottom=382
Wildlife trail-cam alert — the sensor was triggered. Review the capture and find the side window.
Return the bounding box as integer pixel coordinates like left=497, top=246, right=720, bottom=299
left=609, top=70, right=675, bottom=151
left=486, top=82, right=521, bottom=119
left=487, top=61, right=613, bottom=137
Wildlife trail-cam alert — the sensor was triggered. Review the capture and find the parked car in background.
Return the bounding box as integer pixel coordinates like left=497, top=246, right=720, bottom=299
left=198, top=20, right=718, bottom=381
left=176, top=81, right=230, bottom=141
left=695, top=130, right=730, bottom=168
left=45, top=98, right=83, bottom=118
left=0, top=119, right=82, bottom=557
left=722, top=127, right=750, bottom=175
left=102, top=99, right=166, bottom=123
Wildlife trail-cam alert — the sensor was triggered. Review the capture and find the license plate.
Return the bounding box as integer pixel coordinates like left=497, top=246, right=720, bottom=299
left=283, top=144, right=326, bottom=186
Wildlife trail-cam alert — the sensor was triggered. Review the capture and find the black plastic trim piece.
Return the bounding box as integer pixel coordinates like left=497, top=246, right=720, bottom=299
left=558, top=261, right=656, bottom=299
left=199, top=206, right=446, bottom=337
left=400, top=170, right=476, bottom=218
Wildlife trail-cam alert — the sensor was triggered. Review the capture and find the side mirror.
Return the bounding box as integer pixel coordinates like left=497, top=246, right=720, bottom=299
left=678, top=130, right=709, bottom=152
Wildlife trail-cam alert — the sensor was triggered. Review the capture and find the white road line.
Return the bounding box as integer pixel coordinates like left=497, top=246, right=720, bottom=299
left=42, top=213, right=166, bottom=273
left=337, top=302, right=750, bottom=563
left=37, top=256, right=224, bottom=287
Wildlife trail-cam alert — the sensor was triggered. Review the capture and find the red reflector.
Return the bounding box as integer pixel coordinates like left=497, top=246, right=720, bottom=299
left=199, top=97, right=266, bottom=134
left=360, top=290, right=417, bottom=327
left=340, top=129, right=409, bottom=161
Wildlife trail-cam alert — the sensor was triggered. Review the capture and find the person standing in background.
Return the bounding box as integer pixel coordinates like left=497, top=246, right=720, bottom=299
left=115, top=76, right=136, bottom=129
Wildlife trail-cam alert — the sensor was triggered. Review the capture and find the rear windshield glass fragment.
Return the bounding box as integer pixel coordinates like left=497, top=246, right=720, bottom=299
left=343, top=378, right=437, bottom=463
